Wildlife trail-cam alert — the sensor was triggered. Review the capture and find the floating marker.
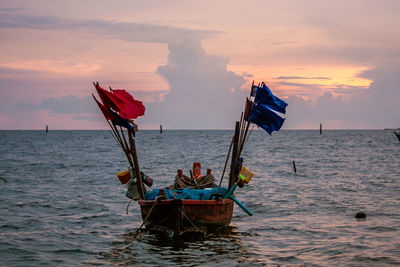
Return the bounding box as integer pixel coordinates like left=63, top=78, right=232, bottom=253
left=160, top=125, right=163, bottom=134
left=355, top=211, right=366, bottom=219
left=46, top=125, right=48, bottom=133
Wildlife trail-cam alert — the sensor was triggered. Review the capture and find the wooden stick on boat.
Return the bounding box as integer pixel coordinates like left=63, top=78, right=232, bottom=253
left=128, top=129, right=145, bottom=199
left=94, top=96, right=132, bottom=165
left=239, top=82, right=255, bottom=154
left=119, top=126, right=133, bottom=167
left=216, top=136, right=234, bottom=198
left=228, top=121, right=241, bottom=190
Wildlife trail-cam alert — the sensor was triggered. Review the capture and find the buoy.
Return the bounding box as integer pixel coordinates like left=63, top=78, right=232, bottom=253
left=355, top=211, right=366, bottom=219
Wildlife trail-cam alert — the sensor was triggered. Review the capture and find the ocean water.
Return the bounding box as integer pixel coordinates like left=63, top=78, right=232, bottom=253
left=0, top=129, right=399, bottom=266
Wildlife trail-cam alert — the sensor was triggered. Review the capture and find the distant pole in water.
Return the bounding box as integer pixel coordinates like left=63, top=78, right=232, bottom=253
left=46, top=125, right=48, bottom=133
left=320, top=123, right=322, bottom=134
left=292, top=161, right=297, bottom=174
left=160, top=125, right=163, bottom=134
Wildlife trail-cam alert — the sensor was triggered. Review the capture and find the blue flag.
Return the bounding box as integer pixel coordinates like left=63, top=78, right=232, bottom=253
left=109, top=109, right=136, bottom=136
left=254, top=83, right=287, bottom=114
left=248, top=103, right=285, bottom=135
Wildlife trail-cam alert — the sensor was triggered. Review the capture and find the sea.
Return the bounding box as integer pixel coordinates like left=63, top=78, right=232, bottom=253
left=0, top=129, right=399, bottom=266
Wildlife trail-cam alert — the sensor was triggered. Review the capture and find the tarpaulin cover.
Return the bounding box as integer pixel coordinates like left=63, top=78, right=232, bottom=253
left=144, top=187, right=229, bottom=200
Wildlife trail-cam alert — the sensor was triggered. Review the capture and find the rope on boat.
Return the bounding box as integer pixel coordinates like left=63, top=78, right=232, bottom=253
left=126, top=199, right=133, bottom=215
left=170, top=173, right=217, bottom=190
left=179, top=207, right=202, bottom=233
left=133, top=197, right=159, bottom=238
left=216, top=136, right=234, bottom=197
left=241, top=125, right=255, bottom=153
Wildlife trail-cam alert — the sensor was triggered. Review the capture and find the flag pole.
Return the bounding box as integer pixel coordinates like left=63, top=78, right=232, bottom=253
left=93, top=92, right=132, bottom=164
left=110, top=122, right=132, bottom=165
left=216, top=136, right=234, bottom=198
left=119, top=127, right=134, bottom=167
left=239, top=81, right=255, bottom=155
left=128, top=129, right=145, bottom=199
left=228, top=121, right=241, bottom=190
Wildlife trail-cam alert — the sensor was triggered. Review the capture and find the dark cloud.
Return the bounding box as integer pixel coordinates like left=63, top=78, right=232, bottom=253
left=329, top=85, right=368, bottom=95
left=144, top=39, right=248, bottom=129
left=0, top=12, right=220, bottom=43
left=0, top=66, right=165, bottom=115
left=0, top=67, right=90, bottom=111
left=39, top=95, right=95, bottom=114
left=0, top=8, right=24, bottom=12
left=13, top=95, right=97, bottom=116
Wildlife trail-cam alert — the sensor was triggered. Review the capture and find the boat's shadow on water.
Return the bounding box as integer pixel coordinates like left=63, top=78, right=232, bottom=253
left=96, top=226, right=254, bottom=266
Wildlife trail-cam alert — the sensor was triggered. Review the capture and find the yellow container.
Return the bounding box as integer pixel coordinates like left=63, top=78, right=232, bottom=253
left=239, top=165, right=254, bottom=184
left=117, top=169, right=131, bottom=184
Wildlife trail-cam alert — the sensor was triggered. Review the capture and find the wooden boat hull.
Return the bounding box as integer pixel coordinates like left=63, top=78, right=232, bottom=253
left=138, top=198, right=234, bottom=231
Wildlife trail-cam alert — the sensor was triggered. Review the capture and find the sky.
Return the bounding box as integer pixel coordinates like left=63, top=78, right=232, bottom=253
left=0, top=0, right=399, bottom=130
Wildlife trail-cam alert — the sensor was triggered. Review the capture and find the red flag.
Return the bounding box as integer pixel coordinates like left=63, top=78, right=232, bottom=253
left=92, top=94, right=112, bottom=120
left=111, top=89, right=145, bottom=119
left=95, top=84, right=123, bottom=113
left=93, top=94, right=137, bottom=135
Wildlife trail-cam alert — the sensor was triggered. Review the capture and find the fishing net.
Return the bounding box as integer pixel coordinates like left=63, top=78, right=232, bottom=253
left=144, top=187, right=228, bottom=201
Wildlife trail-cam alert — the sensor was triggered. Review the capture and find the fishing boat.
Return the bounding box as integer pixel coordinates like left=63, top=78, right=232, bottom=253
left=92, top=81, right=287, bottom=237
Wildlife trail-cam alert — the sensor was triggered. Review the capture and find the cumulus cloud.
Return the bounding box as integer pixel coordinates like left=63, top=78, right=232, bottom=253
left=12, top=36, right=248, bottom=128
left=144, top=39, right=248, bottom=129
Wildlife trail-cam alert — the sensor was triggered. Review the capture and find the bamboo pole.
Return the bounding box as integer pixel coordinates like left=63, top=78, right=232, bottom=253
left=239, top=83, right=255, bottom=154
left=119, top=127, right=133, bottom=167
left=111, top=123, right=132, bottom=166
left=128, top=129, right=145, bottom=199
left=228, top=121, right=240, bottom=190
left=216, top=136, right=234, bottom=197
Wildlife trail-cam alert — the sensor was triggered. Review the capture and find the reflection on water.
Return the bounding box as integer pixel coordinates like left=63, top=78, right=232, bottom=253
left=99, top=226, right=261, bottom=266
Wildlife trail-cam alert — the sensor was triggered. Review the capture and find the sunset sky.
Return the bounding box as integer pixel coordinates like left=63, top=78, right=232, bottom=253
left=0, top=0, right=399, bottom=130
